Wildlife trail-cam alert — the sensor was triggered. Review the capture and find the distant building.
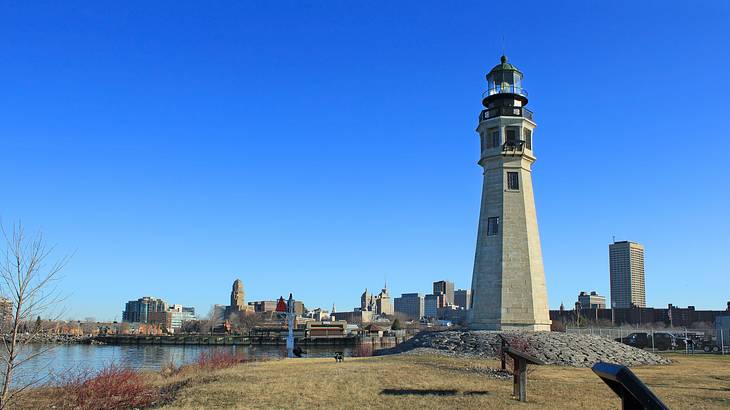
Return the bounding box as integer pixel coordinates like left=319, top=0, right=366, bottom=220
left=248, top=299, right=303, bottom=315
left=333, top=310, right=373, bottom=325
left=307, top=308, right=331, bottom=321
left=0, top=297, right=13, bottom=329
left=361, top=289, right=373, bottom=311
left=249, top=300, right=277, bottom=313
left=230, top=279, right=245, bottom=310
left=376, top=286, right=394, bottom=316
left=306, top=320, right=347, bottom=338
left=550, top=302, right=730, bottom=327
left=122, top=297, right=168, bottom=323
left=438, top=305, right=467, bottom=324
left=609, top=241, right=646, bottom=308
left=394, top=293, right=424, bottom=319
left=424, top=294, right=446, bottom=318
left=454, top=289, right=471, bottom=310
left=147, top=304, right=197, bottom=333
left=433, top=280, right=455, bottom=305
left=293, top=300, right=305, bottom=316
left=578, top=291, right=606, bottom=309
left=360, top=284, right=393, bottom=316
left=225, top=279, right=251, bottom=318
left=169, top=305, right=196, bottom=330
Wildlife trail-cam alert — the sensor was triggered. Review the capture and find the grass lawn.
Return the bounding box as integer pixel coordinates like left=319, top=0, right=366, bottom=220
left=161, top=353, right=730, bottom=409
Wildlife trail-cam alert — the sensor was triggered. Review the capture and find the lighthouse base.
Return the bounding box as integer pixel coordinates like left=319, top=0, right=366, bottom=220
left=469, top=321, right=551, bottom=332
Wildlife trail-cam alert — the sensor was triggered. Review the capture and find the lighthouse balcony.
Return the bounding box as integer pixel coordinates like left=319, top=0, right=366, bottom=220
left=479, top=106, right=533, bottom=122
left=483, top=85, right=528, bottom=99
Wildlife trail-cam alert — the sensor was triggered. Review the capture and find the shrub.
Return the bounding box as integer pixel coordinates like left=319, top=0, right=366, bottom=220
left=55, top=364, right=159, bottom=409
left=160, top=359, right=181, bottom=377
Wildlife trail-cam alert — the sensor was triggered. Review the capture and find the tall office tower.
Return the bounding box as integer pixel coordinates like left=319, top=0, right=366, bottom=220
left=609, top=241, right=646, bottom=308
left=394, top=293, right=425, bottom=319
left=454, top=289, right=472, bottom=310
left=433, top=280, right=455, bottom=305
left=469, top=56, right=551, bottom=331
left=424, top=293, right=446, bottom=318
left=122, top=296, right=168, bottom=323
left=360, top=288, right=372, bottom=311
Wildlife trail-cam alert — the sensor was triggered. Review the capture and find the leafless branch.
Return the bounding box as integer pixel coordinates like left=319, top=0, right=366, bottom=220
left=0, top=221, right=69, bottom=409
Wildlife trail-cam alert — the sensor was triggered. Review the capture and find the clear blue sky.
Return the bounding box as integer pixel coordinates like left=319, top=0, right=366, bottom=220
left=1, top=1, right=728, bottom=321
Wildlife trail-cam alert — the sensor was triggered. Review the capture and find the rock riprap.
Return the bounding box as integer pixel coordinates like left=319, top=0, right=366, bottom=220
left=376, top=331, right=670, bottom=367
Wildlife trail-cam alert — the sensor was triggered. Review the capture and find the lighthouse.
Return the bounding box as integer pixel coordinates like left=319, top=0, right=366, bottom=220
left=469, top=56, right=551, bottom=331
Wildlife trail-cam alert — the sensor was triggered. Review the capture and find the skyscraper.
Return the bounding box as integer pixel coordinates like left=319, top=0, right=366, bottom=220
left=394, top=293, right=424, bottom=319
left=424, top=294, right=445, bottom=318
left=122, top=296, right=168, bottom=323
left=469, top=56, right=551, bottom=331
left=360, top=288, right=373, bottom=311
left=454, top=289, right=472, bottom=310
left=433, top=280, right=455, bottom=305
left=609, top=241, right=646, bottom=308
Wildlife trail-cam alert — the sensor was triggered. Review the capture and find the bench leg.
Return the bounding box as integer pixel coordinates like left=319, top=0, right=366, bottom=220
left=518, top=361, right=527, bottom=402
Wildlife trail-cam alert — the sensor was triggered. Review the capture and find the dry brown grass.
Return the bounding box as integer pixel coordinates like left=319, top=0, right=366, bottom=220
left=160, top=353, right=730, bottom=409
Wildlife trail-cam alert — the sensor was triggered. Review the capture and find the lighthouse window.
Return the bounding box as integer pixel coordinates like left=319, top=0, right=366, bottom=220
left=488, top=128, right=499, bottom=148
left=487, top=217, right=499, bottom=236
left=524, top=128, right=532, bottom=149
left=507, top=172, right=519, bottom=190
left=505, top=127, right=518, bottom=147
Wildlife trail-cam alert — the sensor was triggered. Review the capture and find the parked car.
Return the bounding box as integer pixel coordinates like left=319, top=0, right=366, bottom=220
left=615, top=332, right=676, bottom=350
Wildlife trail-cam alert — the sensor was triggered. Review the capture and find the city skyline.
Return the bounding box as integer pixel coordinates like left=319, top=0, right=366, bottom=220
left=1, top=2, right=728, bottom=320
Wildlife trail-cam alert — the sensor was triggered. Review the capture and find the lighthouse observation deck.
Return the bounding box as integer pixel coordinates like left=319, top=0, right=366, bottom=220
left=479, top=106, right=533, bottom=122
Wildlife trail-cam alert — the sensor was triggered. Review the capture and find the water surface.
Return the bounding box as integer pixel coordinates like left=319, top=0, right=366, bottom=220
left=8, top=343, right=360, bottom=388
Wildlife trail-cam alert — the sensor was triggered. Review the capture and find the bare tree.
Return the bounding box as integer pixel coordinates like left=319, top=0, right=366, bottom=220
left=0, top=222, right=68, bottom=409
left=228, top=312, right=261, bottom=335
left=203, top=306, right=225, bottom=334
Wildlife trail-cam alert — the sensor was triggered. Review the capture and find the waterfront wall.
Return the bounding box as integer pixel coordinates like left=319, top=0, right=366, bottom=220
left=94, top=334, right=407, bottom=346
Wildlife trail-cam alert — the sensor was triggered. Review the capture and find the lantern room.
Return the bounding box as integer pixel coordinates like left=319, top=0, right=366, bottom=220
left=482, top=55, right=528, bottom=107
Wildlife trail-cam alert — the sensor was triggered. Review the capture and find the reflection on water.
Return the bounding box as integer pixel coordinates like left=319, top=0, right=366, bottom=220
left=7, top=343, right=359, bottom=388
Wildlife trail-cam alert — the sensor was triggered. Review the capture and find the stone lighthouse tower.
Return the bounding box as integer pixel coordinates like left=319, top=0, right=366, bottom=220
left=469, top=56, right=551, bottom=331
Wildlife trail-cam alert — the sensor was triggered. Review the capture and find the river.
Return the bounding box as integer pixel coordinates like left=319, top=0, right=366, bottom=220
left=6, top=343, right=363, bottom=388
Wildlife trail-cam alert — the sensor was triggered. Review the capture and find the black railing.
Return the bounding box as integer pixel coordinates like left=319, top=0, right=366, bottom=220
left=502, top=141, right=525, bottom=151
left=479, top=107, right=533, bottom=122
